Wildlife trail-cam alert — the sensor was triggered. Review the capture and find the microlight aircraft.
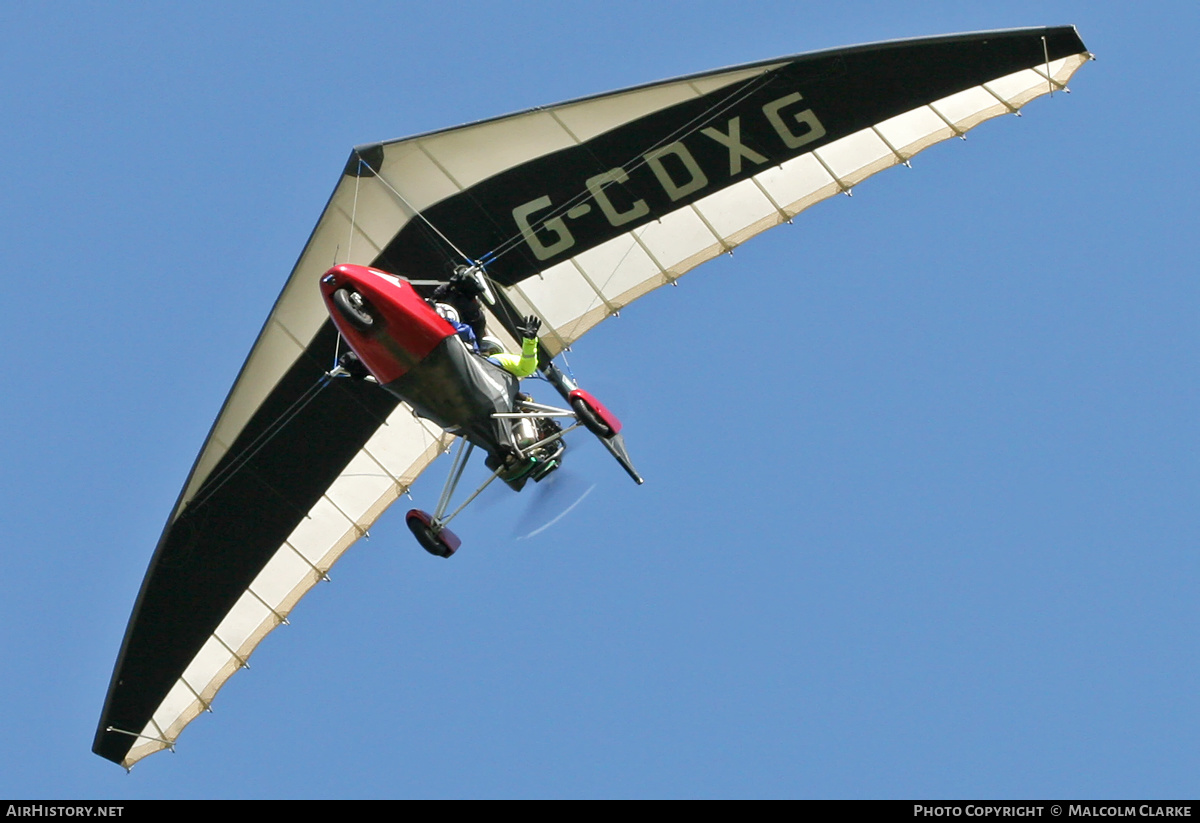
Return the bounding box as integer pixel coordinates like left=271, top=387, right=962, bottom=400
left=94, top=27, right=1091, bottom=768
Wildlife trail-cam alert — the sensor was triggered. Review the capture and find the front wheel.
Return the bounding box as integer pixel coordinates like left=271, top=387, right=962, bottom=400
left=332, top=288, right=379, bottom=334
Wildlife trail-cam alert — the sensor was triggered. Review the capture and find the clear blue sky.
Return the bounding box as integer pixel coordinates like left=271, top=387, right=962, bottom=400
left=2, top=0, right=1196, bottom=799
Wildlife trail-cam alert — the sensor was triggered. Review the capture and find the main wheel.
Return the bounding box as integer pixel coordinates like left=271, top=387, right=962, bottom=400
left=332, top=288, right=379, bottom=334
left=405, top=510, right=460, bottom=558
left=571, top=396, right=614, bottom=438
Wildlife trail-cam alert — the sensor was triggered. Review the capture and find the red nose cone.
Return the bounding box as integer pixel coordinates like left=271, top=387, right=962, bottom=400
left=320, top=264, right=454, bottom=384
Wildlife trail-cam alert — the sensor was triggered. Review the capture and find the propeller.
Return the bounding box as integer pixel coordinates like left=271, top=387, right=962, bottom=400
left=513, top=465, right=597, bottom=540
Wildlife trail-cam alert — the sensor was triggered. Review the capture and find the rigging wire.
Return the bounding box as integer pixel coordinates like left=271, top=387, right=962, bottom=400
left=186, top=374, right=333, bottom=513
left=355, top=152, right=475, bottom=266
left=346, top=67, right=780, bottom=287
left=480, top=69, right=780, bottom=267
left=461, top=71, right=780, bottom=347
left=556, top=347, right=578, bottom=384
left=320, top=66, right=784, bottom=368
left=332, top=163, right=367, bottom=370
left=348, top=162, right=362, bottom=261
left=188, top=64, right=767, bottom=516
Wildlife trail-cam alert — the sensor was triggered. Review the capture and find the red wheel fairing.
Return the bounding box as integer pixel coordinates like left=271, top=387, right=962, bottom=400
left=405, top=509, right=460, bottom=558
left=568, top=389, right=622, bottom=435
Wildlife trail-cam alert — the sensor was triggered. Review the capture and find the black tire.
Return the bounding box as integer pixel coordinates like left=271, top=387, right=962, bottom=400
left=571, top=396, right=614, bottom=438
left=406, top=512, right=456, bottom=558
left=332, top=288, right=379, bottom=334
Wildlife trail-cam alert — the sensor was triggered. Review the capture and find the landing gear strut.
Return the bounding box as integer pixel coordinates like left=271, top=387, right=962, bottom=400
left=405, top=404, right=580, bottom=557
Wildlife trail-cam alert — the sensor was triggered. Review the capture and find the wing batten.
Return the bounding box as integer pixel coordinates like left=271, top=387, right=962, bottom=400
left=486, top=39, right=1089, bottom=354
left=362, top=27, right=1089, bottom=296
left=94, top=319, right=420, bottom=765
left=104, top=399, right=453, bottom=767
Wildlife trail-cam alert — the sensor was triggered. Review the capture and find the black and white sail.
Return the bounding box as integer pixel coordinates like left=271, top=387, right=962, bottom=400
left=95, top=26, right=1090, bottom=768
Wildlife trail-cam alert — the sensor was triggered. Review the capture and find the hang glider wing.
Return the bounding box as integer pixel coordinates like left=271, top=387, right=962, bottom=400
left=353, top=26, right=1090, bottom=349
left=95, top=26, right=1090, bottom=768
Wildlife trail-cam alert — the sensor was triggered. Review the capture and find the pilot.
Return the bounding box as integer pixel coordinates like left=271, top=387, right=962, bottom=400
left=431, top=266, right=487, bottom=340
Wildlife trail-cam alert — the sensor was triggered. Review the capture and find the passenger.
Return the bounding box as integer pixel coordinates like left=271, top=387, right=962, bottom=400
left=427, top=267, right=541, bottom=378
left=488, top=315, right=541, bottom=378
